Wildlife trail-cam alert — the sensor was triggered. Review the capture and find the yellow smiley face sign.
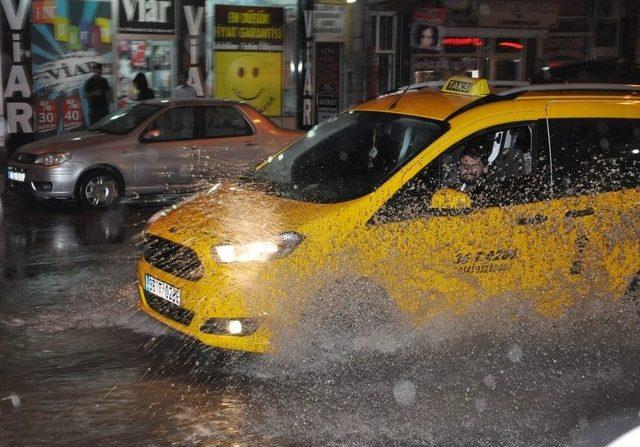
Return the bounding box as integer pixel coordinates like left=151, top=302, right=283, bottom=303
left=215, top=52, right=282, bottom=116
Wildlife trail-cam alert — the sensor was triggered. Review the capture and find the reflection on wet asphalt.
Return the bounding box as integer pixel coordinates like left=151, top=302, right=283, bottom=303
left=1, top=191, right=640, bottom=447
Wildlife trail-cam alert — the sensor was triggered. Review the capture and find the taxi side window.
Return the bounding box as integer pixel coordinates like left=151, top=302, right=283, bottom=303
left=549, top=119, right=640, bottom=197
left=372, top=122, right=551, bottom=224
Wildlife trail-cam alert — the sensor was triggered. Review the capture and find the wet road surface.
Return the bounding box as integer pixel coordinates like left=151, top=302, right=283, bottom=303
left=2, top=186, right=640, bottom=447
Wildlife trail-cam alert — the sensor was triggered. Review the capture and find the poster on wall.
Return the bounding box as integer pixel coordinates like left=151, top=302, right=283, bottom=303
left=214, top=5, right=283, bottom=116
left=410, top=5, right=446, bottom=52
left=1, top=0, right=34, bottom=152
left=315, top=42, right=339, bottom=122
left=30, top=0, right=112, bottom=138
left=313, top=4, right=344, bottom=42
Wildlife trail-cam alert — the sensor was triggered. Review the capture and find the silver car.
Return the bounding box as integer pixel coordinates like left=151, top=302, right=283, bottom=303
left=6, top=99, right=303, bottom=209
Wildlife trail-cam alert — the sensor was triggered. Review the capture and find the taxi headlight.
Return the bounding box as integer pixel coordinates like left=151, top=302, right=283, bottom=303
left=34, top=152, right=72, bottom=166
left=212, top=232, right=303, bottom=263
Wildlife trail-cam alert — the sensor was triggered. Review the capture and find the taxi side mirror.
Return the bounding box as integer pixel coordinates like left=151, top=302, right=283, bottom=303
left=143, top=129, right=161, bottom=140
left=429, top=188, right=472, bottom=214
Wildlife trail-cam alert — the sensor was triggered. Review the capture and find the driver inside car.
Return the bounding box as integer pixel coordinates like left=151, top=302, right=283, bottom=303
left=458, top=146, right=489, bottom=194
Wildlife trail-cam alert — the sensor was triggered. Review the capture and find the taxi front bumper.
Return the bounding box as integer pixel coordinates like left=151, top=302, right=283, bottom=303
left=137, top=257, right=274, bottom=354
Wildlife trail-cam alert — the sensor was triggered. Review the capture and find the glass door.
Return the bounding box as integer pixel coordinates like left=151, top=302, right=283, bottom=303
left=489, top=38, right=525, bottom=81
left=116, top=37, right=175, bottom=107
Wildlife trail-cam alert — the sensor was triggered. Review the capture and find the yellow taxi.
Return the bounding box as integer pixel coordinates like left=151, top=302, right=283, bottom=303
left=138, top=77, right=640, bottom=353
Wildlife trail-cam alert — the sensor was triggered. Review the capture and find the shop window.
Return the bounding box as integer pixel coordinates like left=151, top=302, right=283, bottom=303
left=372, top=13, right=396, bottom=53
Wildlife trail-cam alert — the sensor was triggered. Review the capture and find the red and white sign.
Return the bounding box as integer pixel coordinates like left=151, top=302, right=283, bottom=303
left=62, top=96, right=84, bottom=131
left=36, top=99, right=58, bottom=133
left=33, top=1, right=56, bottom=24
left=413, top=5, right=446, bottom=25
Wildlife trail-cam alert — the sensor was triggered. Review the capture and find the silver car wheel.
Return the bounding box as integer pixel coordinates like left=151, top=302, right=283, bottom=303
left=84, top=175, right=118, bottom=208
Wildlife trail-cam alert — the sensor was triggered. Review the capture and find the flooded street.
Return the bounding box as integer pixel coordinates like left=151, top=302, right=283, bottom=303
left=2, top=189, right=640, bottom=447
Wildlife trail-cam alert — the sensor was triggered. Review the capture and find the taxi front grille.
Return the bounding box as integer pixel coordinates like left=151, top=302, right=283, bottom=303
left=144, top=291, right=195, bottom=326
left=143, top=234, right=204, bottom=281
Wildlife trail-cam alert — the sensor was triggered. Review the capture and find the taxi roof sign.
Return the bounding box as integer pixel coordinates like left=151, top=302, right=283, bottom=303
left=442, top=76, right=490, bottom=96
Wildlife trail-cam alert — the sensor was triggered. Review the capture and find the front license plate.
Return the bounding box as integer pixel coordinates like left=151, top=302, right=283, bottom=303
left=145, top=274, right=181, bottom=306
left=8, top=170, right=25, bottom=182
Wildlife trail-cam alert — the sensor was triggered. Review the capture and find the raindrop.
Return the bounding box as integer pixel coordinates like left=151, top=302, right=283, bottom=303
left=475, top=397, right=488, bottom=413
left=507, top=344, right=523, bottom=363
left=483, top=374, right=497, bottom=390
left=7, top=393, right=21, bottom=409
left=393, top=380, right=416, bottom=407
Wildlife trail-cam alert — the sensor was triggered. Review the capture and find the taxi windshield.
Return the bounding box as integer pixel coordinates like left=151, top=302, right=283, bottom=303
left=253, top=111, right=447, bottom=203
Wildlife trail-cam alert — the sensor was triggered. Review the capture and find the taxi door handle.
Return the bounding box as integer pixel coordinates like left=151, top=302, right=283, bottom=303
left=565, top=208, right=594, bottom=218
left=516, top=214, right=548, bottom=225
left=242, top=141, right=257, bottom=146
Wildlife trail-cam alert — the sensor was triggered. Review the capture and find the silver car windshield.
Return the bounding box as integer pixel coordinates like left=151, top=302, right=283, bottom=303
left=89, top=103, right=162, bottom=135
left=253, top=111, right=447, bottom=203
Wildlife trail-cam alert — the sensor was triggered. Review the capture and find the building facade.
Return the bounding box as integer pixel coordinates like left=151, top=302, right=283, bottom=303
left=1, top=0, right=638, bottom=155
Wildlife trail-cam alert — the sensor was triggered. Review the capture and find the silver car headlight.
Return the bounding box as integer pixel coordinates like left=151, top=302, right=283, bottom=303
left=34, top=152, right=72, bottom=166
left=212, top=232, right=303, bottom=263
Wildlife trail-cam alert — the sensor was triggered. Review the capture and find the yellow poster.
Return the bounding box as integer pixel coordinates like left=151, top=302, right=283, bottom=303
left=215, top=52, right=282, bottom=116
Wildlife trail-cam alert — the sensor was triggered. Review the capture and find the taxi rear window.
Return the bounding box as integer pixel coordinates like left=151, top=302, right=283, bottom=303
left=254, top=111, right=447, bottom=203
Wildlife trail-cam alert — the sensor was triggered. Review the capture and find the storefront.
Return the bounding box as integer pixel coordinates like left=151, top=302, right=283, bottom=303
left=116, top=0, right=177, bottom=105
left=407, top=2, right=556, bottom=83
left=0, top=0, right=303, bottom=152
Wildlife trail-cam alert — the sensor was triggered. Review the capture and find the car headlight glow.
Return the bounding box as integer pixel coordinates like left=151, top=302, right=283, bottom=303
left=34, top=152, right=72, bottom=166
left=212, top=231, right=303, bottom=263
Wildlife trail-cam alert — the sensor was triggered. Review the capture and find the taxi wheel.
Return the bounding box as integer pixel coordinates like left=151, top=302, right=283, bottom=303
left=76, top=170, right=121, bottom=210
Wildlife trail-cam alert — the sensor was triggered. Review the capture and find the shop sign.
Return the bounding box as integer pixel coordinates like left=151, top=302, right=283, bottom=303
left=313, top=4, right=344, bottom=42
left=30, top=0, right=112, bottom=139
left=214, top=5, right=283, bottom=116
left=181, top=0, right=205, bottom=96
left=301, top=8, right=314, bottom=128
left=315, top=42, right=340, bottom=122
left=35, top=98, right=57, bottom=132
left=118, top=0, right=175, bottom=34
left=62, top=95, right=83, bottom=131
left=413, top=5, right=446, bottom=25
left=1, top=0, right=34, bottom=148
left=477, top=0, right=557, bottom=28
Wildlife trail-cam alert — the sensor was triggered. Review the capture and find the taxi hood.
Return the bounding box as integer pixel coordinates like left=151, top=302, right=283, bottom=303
left=148, top=183, right=339, bottom=245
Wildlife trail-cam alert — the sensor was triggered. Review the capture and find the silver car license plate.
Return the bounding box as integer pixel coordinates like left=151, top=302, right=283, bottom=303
left=8, top=170, right=25, bottom=182
left=145, top=274, right=181, bottom=306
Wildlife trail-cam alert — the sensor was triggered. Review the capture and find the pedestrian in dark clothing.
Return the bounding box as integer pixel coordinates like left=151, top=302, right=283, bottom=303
left=133, top=73, right=155, bottom=101
left=84, top=62, right=110, bottom=125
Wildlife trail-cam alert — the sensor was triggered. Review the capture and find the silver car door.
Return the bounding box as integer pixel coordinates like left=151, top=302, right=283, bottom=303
left=135, top=106, right=200, bottom=193
left=197, top=106, right=264, bottom=181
